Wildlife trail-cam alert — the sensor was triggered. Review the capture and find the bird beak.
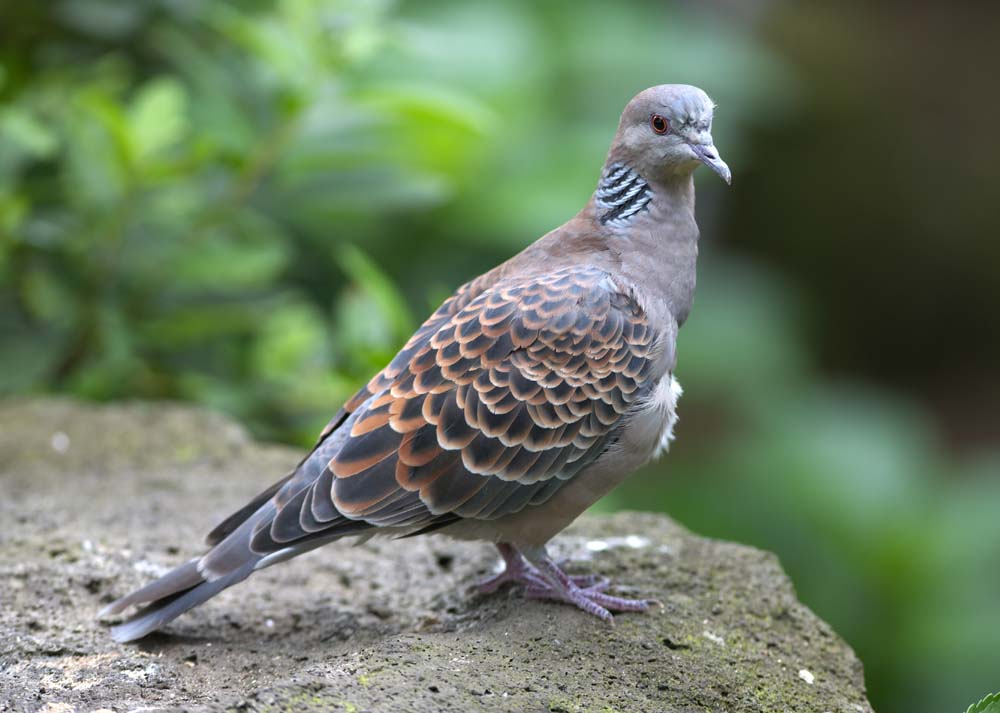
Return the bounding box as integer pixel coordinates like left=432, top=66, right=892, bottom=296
left=690, top=143, right=731, bottom=185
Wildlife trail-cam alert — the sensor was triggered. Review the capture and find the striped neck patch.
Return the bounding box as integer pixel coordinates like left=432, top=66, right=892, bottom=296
left=595, top=163, right=652, bottom=226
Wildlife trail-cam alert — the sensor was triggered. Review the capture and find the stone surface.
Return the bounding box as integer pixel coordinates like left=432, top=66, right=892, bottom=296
left=0, top=398, right=873, bottom=712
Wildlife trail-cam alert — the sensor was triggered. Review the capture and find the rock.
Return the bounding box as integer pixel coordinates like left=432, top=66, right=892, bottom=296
left=0, top=398, right=873, bottom=712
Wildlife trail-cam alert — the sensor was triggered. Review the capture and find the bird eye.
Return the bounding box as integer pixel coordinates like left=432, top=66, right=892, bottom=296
left=650, top=114, right=669, bottom=135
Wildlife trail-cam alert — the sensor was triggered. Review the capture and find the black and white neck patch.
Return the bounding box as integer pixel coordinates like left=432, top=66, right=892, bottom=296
left=595, top=163, right=652, bottom=226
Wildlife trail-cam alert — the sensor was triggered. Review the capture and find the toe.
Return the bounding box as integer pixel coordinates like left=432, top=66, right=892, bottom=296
left=586, top=591, right=655, bottom=613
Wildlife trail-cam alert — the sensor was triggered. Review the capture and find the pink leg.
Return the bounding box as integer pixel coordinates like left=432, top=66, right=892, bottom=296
left=475, top=543, right=549, bottom=594
left=475, top=543, right=655, bottom=621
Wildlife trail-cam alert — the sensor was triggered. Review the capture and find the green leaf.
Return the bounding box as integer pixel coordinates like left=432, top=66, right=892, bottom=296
left=166, top=231, right=290, bottom=291
left=19, top=267, right=76, bottom=325
left=251, top=301, right=330, bottom=381
left=0, top=193, right=28, bottom=235
left=336, top=243, right=413, bottom=343
left=966, top=693, right=1000, bottom=713
left=128, top=78, right=188, bottom=163
left=64, top=91, right=130, bottom=207
left=137, top=301, right=270, bottom=347
left=360, top=82, right=498, bottom=136
left=0, top=108, right=59, bottom=158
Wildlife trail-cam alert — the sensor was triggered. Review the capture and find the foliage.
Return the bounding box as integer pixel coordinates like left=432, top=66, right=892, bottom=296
left=0, top=0, right=785, bottom=441
left=0, top=3, right=997, bottom=713
left=0, top=0, right=483, bottom=441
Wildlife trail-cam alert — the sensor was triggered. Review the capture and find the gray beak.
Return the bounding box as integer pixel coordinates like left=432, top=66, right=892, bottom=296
left=690, top=143, right=731, bottom=185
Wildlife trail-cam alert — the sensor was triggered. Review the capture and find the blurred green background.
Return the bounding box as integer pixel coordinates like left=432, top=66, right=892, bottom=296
left=1, top=1, right=998, bottom=711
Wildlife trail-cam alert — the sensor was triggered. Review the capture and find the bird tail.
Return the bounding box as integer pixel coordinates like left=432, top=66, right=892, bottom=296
left=99, top=438, right=371, bottom=642
left=98, top=499, right=278, bottom=642
left=100, top=558, right=256, bottom=643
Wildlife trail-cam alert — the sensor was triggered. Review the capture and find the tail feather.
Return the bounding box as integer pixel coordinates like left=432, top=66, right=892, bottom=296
left=199, top=503, right=275, bottom=578
left=100, top=509, right=271, bottom=641
left=205, top=472, right=293, bottom=546
left=99, top=558, right=203, bottom=618
left=108, top=561, right=256, bottom=643
left=100, top=433, right=363, bottom=642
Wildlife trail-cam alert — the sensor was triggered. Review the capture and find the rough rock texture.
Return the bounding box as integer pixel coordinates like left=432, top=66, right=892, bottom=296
left=0, top=398, right=873, bottom=713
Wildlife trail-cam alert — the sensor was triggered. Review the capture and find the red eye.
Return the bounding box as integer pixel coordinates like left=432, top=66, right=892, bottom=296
left=650, top=114, right=669, bottom=134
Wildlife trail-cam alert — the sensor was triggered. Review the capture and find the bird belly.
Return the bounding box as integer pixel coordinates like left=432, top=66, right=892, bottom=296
left=650, top=374, right=683, bottom=459
left=442, top=375, right=682, bottom=547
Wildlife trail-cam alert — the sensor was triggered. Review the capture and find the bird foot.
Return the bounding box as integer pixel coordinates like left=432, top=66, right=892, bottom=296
left=522, top=582, right=653, bottom=621
left=475, top=563, right=607, bottom=595
left=475, top=543, right=655, bottom=622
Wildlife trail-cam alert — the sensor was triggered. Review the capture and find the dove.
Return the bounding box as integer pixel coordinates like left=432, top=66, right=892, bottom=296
left=100, top=84, right=730, bottom=642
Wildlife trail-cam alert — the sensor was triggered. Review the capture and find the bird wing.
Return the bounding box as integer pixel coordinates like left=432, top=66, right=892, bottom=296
left=202, top=273, right=496, bottom=548
left=245, top=265, right=662, bottom=555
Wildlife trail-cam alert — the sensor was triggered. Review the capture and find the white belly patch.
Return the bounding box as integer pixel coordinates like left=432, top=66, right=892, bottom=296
left=652, top=375, right=683, bottom=459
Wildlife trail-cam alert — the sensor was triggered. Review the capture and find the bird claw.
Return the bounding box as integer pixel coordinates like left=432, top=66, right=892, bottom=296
left=475, top=543, right=652, bottom=621
left=525, top=583, right=655, bottom=612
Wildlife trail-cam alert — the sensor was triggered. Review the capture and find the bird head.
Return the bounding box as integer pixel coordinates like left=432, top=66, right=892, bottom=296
left=610, top=84, right=731, bottom=185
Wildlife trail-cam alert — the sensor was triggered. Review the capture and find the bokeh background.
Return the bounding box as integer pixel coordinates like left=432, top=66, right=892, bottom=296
left=2, top=1, right=998, bottom=711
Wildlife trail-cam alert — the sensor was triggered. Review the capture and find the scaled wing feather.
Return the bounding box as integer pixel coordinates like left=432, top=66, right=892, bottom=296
left=247, top=265, right=659, bottom=556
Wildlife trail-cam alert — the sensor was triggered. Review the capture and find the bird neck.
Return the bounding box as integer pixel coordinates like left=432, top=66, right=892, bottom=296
left=594, top=163, right=653, bottom=227
left=593, top=161, right=697, bottom=226
left=514, top=163, right=700, bottom=326
left=592, top=163, right=700, bottom=326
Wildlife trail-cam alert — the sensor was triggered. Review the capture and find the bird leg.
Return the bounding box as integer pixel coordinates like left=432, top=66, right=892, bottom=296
left=474, top=542, right=557, bottom=594
left=476, top=542, right=654, bottom=621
